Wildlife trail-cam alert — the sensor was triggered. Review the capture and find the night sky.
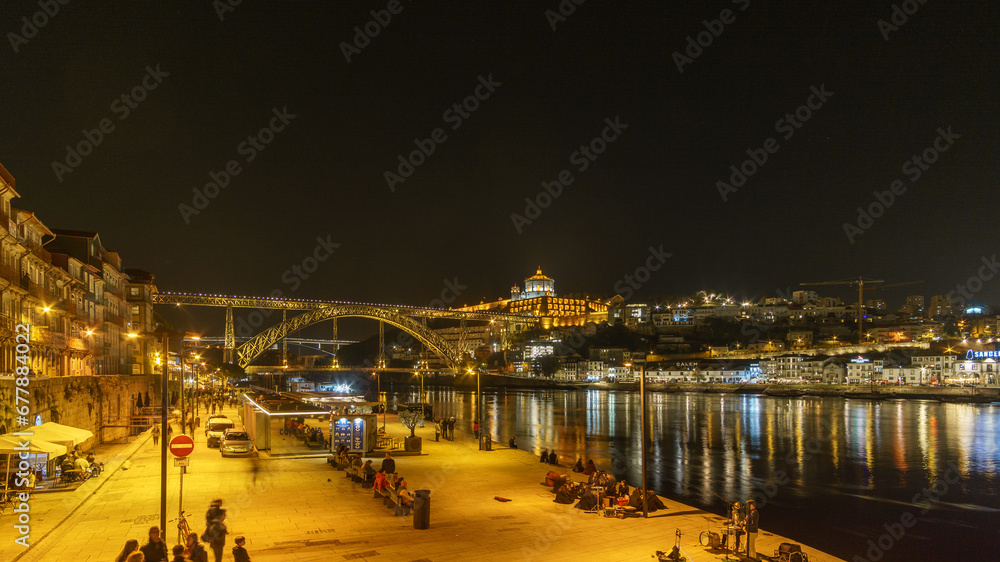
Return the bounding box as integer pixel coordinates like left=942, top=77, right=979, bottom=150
left=2, top=1, right=997, bottom=337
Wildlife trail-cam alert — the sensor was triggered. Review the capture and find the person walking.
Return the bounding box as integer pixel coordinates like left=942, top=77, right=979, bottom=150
left=152, top=424, right=160, bottom=446
left=205, top=516, right=228, bottom=562
left=473, top=420, right=480, bottom=440
left=139, top=526, right=168, bottom=562
left=434, top=419, right=441, bottom=442
left=746, top=500, right=759, bottom=560
left=204, top=499, right=226, bottom=529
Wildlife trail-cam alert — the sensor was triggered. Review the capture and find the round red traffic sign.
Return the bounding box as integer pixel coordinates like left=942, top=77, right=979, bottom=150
left=169, top=435, right=195, bottom=458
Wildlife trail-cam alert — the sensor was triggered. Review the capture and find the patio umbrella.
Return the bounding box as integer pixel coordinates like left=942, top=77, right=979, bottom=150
left=0, top=434, right=67, bottom=456
left=0, top=434, right=67, bottom=490
left=17, top=423, right=94, bottom=451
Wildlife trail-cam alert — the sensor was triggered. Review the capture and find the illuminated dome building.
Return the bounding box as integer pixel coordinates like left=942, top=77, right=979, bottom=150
left=460, top=267, right=614, bottom=329
left=511, top=267, right=555, bottom=301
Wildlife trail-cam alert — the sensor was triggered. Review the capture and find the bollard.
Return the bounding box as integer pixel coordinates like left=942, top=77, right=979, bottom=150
left=413, top=489, right=431, bottom=529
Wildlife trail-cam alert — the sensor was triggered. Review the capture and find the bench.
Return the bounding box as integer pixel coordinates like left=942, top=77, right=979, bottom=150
left=387, top=488, right=412, bottom=516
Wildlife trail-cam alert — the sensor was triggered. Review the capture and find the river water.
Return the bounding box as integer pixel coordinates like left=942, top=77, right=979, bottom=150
left=390, top=387, right=999, bottom=561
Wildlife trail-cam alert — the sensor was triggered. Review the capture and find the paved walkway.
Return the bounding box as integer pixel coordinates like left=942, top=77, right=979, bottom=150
left=3, top=404, right=844, bottom=562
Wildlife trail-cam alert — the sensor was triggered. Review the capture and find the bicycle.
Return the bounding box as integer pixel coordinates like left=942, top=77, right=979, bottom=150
left=169, top=511, right=194, bottom=543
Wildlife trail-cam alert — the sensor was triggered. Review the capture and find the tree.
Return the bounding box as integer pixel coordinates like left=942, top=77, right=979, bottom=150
left=539, top=355, right=562, bottom=378
left=398, top=410, right=423, bottom=437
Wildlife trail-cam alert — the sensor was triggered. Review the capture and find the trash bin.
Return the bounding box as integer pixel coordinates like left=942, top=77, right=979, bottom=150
left=413, top=489, right=431, bottom=529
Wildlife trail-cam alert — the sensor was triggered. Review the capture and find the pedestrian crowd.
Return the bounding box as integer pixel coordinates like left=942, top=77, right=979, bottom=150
left=112, top=499, right=253, bottom=562
left=433, top=416, right=457, bottom=441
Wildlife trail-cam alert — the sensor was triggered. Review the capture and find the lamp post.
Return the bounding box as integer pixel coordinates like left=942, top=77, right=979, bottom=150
left=373, top=371, right=384, bottom=430
left=158, top=332, right=169, bottom=536
left=179, top=335, right=200, bottom=435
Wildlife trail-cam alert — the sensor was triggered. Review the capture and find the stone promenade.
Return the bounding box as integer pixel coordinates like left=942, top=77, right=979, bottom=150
left=4, top=404, right=844, bottom=562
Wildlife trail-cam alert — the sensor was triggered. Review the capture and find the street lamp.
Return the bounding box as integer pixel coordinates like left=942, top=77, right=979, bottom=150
left=414, top=362, right=426, bottom=419
left=372, top=371, right=385, bottom=430
left=179, top=335, right=200, bottom=434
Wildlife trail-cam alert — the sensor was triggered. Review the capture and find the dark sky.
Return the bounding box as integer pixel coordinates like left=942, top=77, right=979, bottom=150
left=2, top=1, right=997, bottom=338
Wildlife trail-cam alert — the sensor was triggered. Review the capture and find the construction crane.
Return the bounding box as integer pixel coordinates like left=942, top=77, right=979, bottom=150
left=800, top=277, right=923, bottom=344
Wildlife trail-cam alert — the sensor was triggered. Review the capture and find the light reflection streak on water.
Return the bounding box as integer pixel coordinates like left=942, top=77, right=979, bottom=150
left=866, top=403, right=877, bottom=490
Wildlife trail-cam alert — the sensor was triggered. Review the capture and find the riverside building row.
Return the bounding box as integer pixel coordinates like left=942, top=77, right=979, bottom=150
left=0, top=162, right=158, bottom=378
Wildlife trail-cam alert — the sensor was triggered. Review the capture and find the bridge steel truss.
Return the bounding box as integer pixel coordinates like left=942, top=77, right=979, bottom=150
left=237, top=305, right=467, bottom=372
left=151, top=292, right=538, bottom=372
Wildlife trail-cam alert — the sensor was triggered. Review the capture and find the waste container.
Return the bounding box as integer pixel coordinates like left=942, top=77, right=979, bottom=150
left=413, top=489, right=431, bottom=529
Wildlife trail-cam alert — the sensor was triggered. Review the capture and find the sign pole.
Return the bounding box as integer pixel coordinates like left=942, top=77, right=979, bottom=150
left=178, top=464, right=184, bottom=545
left=168, top=435, right=195, bottom=544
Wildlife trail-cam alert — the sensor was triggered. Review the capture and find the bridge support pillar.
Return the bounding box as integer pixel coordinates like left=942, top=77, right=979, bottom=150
left=224, top=305, right=235, bottom=364
left=377, top=321, right=386, bottom=369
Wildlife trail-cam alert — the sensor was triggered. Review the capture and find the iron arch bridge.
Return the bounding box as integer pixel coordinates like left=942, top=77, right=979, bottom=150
left=151, top=292, right=539, bottom=373
left=237, top=304, right=464, bottom=370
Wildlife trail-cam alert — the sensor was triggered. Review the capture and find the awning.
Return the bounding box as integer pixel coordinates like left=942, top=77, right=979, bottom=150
left=0, top=434, right=68, bottom=456
left=17, top=422, right=94, bottom=449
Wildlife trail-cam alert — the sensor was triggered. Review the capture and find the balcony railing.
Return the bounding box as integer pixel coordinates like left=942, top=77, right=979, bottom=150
left=23, top=237, right=51, bottom=263
left=0, top=261, right=20, bottom=285
left=28, top=281, right=54, bottom=303
left=105, top=313, right=126, bottom=325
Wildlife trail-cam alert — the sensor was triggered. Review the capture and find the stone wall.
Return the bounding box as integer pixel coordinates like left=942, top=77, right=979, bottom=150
left=0, top=374, right=168, bottom=447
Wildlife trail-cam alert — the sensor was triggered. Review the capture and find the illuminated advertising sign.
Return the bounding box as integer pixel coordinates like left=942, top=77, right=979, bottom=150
left=966, top=350, right=1000, bottom=359
left=332, top=418, right=352, bottom=448
left=331, top=417, right=369, bottom=452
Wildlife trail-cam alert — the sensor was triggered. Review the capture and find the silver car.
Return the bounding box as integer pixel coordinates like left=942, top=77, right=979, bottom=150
left=220, top=428, right=254, bottom=457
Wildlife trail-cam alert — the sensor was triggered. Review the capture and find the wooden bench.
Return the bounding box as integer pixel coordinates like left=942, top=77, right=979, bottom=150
left=387, top=488, right=412, bottom=516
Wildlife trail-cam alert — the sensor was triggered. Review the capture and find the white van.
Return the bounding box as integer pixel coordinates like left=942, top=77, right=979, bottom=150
left=206, top=418, right=235, bottom=448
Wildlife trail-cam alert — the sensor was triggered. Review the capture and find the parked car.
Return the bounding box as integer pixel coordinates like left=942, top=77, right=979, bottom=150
left=206, top=418, right=235, bottom=448
left=204, top=414, right=228, bottom=434
left=220, top=428, right=254, bottom=457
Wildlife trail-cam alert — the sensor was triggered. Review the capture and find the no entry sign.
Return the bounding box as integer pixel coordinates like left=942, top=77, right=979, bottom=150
left=169, top=435, right=195, bottom=458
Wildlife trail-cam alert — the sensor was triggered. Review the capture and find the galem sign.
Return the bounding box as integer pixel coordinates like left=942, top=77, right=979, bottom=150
left=966, top=350, right=1000, bottom=359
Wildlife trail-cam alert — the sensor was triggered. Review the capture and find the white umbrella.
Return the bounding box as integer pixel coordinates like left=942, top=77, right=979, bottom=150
left=17, top=423, right=94, bottom=450
left=37, top=422, right=94, bottom=447
left=0, top=434, right=67, bottom=491
left=0, top=434, right=67, bottom=456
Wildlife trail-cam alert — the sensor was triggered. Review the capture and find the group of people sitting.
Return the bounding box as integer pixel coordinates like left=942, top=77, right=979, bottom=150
left=545, top=462, right=666, bottom=514
left=335, top=444, right=378, bottom=482
left=538, top=449, right=559, bottom=465
left=58, top=451, right=100, bottom=483
left=372, top=468, right=413, bottom=505
left=572, top=458, right=598, bottom=475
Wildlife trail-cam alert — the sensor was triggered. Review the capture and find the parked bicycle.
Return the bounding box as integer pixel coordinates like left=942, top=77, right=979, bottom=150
left=169, top=511, right=194, bottom=544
